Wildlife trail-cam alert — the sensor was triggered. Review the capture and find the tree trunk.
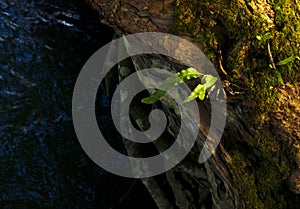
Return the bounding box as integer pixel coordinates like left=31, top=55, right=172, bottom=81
left=84, top=0, right=300, bottom=208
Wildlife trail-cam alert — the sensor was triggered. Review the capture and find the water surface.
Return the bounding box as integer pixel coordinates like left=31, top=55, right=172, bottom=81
left=0, top=0, right=157, bottom=208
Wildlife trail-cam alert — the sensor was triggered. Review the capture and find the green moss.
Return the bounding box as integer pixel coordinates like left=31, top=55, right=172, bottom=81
left=171, top=0, right=300, bottom=119
left=172, top=0, right=220, bottom=64
left=227, top=129, right=296, bottom=209
left=171, top=2, right=299, bottom=207
left=230, top=151, right=264, bottom=209
left=229, top=144, right=292, bottom=208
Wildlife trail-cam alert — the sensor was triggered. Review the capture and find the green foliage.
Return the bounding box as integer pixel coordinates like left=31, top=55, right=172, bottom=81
left=256, top=32, right=299, bottom=85
left=141, top=75, right=182, bottom=104
left=183, top=75, right=217, bottom=102
left=256, top=32, right=272, bottom=46
left=273, top=70, right=284, bottom=85
left=141, top=68, right=217, bottom=104
left=273, top=56, right=300, bottom=85
left=183, top=84, right=206, bottom=102
left=175, top=67, right=203, bottom=80
left=276, top=56, right=300, bottom=66
left=266, top=55, right=300, bottom=85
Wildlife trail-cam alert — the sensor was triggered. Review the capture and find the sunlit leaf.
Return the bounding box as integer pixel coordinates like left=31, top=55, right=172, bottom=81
left=176, top=67, right=202, bottom=80
left=184, top=84, right=207, bottom=103
left=276, top=56, right=296, bottom=66
left=142, top=68, right=216, bottom=104
left=183, top=91, right=198, bottom=103
left=201, top=74, right=218, bottom=89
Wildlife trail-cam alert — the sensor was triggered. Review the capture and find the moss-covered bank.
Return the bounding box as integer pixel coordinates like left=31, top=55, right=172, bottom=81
left=172, top=0, right=299, bottom=116
left=172, top=0, right=300, bottom=208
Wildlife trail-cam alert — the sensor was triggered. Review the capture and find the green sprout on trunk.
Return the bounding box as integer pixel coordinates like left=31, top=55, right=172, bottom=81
left=141, top=68, right=217, bottom=104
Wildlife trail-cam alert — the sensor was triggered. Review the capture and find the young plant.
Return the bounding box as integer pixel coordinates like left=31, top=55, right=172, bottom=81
left=257, top=32, right=299, bottom=85
left=276, top=56, right=300, bottom=66
left=141, top=68, right=217, bottom=104
left=256, top=32, right=272, bottom=46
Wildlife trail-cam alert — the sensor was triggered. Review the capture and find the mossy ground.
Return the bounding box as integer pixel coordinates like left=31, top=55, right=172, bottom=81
left=172, top=0, right=300, bottom=208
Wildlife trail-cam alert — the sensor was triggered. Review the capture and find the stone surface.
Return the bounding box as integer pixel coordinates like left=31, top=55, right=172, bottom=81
left=85, top=0, right=175, bottom=33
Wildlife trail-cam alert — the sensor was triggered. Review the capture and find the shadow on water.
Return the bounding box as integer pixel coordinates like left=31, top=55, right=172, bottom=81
left=0, top=0, right=157, bottom=208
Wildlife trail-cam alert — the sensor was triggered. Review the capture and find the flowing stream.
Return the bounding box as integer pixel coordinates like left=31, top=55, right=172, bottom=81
left=0, top=0, right=157, bottom=208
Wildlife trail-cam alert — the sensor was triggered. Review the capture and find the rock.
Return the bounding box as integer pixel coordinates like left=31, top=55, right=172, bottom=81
left=84, top=0, right=175, bottom=33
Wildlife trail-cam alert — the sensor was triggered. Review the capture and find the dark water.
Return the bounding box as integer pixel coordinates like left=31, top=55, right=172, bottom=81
left=0, top=0, right=157, bottom=208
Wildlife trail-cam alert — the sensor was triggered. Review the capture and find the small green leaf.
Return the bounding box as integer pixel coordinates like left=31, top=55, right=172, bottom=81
left=197, top=88, right=207, bottom=100
left=184, top=84, right=207, bottom=103
left=142, top=68, right=215, bottom=104
left=256, top=32, right=272, bottom=46
left=269, top=64, right=273, bottom=69
left=194, top=84, right=207, bottom=100
left=183, top=91, right=198, bottom=103
left=176, top=67, right=202, bottom=80
left=274, top=70, right=284, bottom=85
left=276, top=56, right=296, bottom=66
left=141, top=75, right=181, bottom=104
left=201, top=74, right=218, bottom=89
left=262, top=32, right=272, bottom=42
left=141, top=90, right=167, bottom=104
